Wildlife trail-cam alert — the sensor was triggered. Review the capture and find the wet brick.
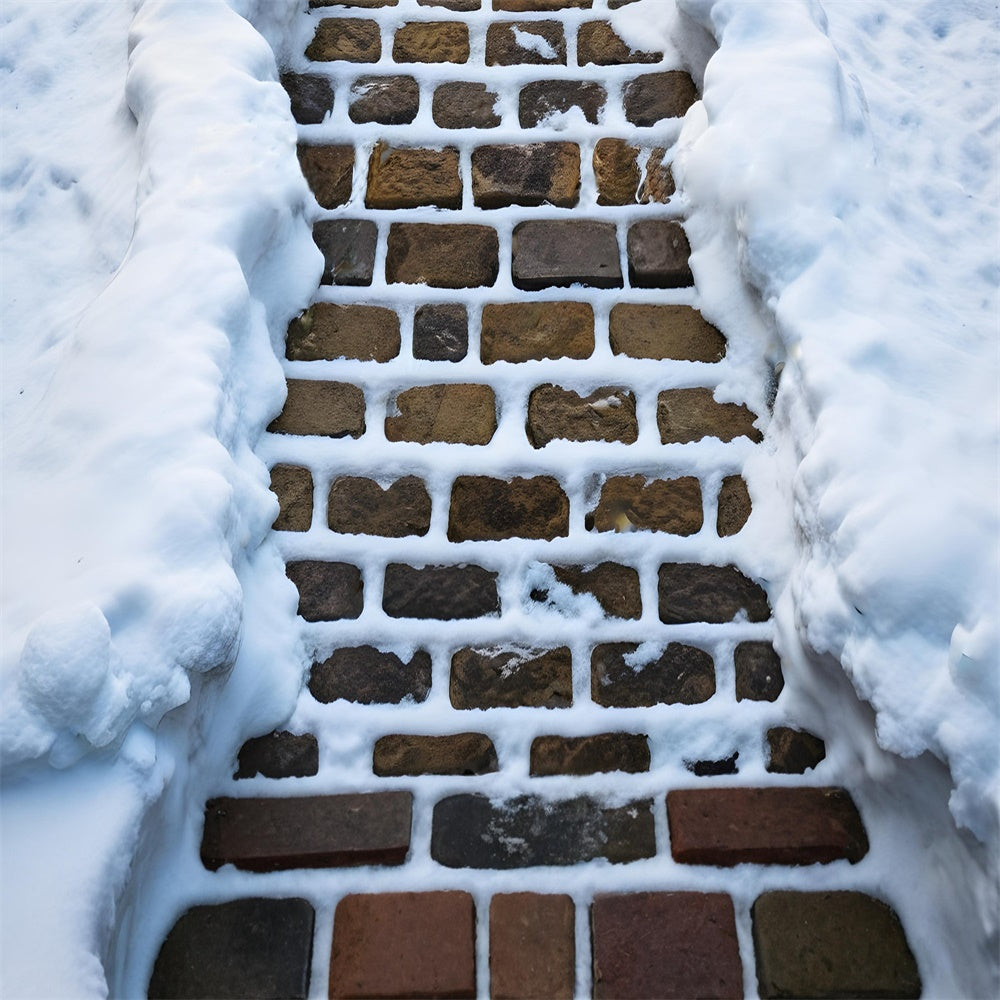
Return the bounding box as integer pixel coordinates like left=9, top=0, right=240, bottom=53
left=451, top=646, right=572, bottom=709
left=735, top=641, right=785, bottom=702
left=592, top=642, right=715, bottom=707
left=530, top=733, right=650, bottom=776
left=658, top=562, right=771, bottom=624
left=384, top=563, right=500, bottom=619
left=286, top=560, right=363, bottom=621
left=413, top=303, right=468, bottom=360
left=310, top=646, right=432, bottom=704
left=235, top=731, right=319, bottom=779
left=313, top=219, right=377, bottom=285
left=373, top=733, right=499, bottom=776
left=448, top=475, right=569, bottom=541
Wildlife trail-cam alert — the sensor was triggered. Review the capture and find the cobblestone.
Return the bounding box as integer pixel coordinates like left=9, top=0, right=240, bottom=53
left=296, top=144, right=353, bottom=208
left=313, top=218, right=377, bottom=285
left=310, top=646, right=432, bottom=704
left=349, top=75, right=420, bottom=124
left=448, top=475, right=569, bottom=540
left=609, top=303, right=726, bottom=361
left=306, top=18, right=381, bottom=62
left=451, top=645, right=572, bottom=708
left=526, top=384, right=637, bottom=446
left=385, top=383, right=497, bottom=444
left=269, top=463, right=313, bottom=531
left=433, top=81, right=501, bottom=128
left=386, top=223, right=499, bottom=288
left=373, top=733, right=499, bottom=776
left=530, top=733, right=650, bottom=775
left=286, top=303, right=399, bottom=362
left=235, top=731, right=319, bottom=780
left=592, top=641, right=715, bottom=707
left=481, top=301, right=593, bottom=362
left=472, top=142, right=580, bottom=208
left=327, top=475, right=431, bottom=536
left=486, top=21, right=566, bottom=65
left=366, top=142, right=462, bottom=209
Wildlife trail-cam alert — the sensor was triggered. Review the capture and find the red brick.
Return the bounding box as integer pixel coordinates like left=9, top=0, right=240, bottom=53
left=448, top=475, right=569, bottom=540
left=490, top=894, right=575, bottom=1000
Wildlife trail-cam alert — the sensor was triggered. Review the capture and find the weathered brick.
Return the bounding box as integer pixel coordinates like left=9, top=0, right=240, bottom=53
left=268, top=379, right=365, bottom=438
left=627, top=219, right=693, bottom=288
left=667, top=787, right=869, bottom=866
left=472, top=143, right=580, bottom=209
left=451, top=646, right=571, bottom=709
left=384, top=563, right=500, bottom=619
left=366, top=141, right=462, bottom=209
left=624, top=71, right=698, bottom=125
left=235, top=731, right=319, bottom=780
left=420, top=0, right=480, bottom=8
left=530, top=562, right=641, bottom=620
left=328, top=476, right=431, bottom=537
left=373, top=733, right=498, bottom=776
left=658, top=562, right=771, bottom=624
left=593, top=138, right=639, bottom=206
left=735, top=641, right=785, bottom=702
left=578, top=21, right=661, bottom=65
left=306, top=18, right=381, bottom=62
left=592, top=642, right=715, bottom=707
left=657, top=387, right=763, bottom=444
left=449, top=475, right=569, bottom=541
left=297, top=144, right=353, bottom=209
left=201, top=791, right=412, bottom=871
left=393, top=21, right=469, bottom=63
left=413, top=303, right=468, bottom=361
left=286, top=560, right=363, bottom=621
left=639, top=146, right=675, bottom=203
left=387, top=223, right=499, bottom=288
left=490, top=894, right=575, bottom=1000
left=527, top=384, right=637, bottom=447
left=512, top=220, right=621, bottom=290
left=385, top=383, right=497, bottom=444
left=591, top=893, right=742, bottom=1000
left=752, top=891, right=920, bottom=1000
left=329, top=893, right=476, bottom=1000
left=270, top=464, right=313, bottom=531
left=609, top=303, right=726, bottom=361
left=311, top=0, right=397, bottom=5
left=433, top=81, right=501, bottom=129
left=519, top=80, right=606, bottom=127
left=349, top=75, right=419, bottom=124
left=717, top=474, right=751, bottom=536
left=486, top=21, right=566, bottom=65
left=530, top=733, right=650, bottom=775
left=494, top=0, right=592, bottom=8
left=286, top=303, right=399, bottom=362
left=767, top=727, right=826, bottom=774
left=313, top=218, right=377, bottom=285
left=587, top=475, right=703, bottom=535
left=148, top=898, right=314, bottom=1000
left=686, top=752, right=739, bottom=777
left=432, top=794, right=654, bottom=867
left=281, top=72, right=334, bottom=125
left=481, top=301, right=593, bottom=363
left=310, top=646, right=432, bottom=704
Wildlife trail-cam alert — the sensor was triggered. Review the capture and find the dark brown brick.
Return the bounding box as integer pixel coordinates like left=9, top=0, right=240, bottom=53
left=472, top=143, right=579, bottom=209
left=268, top=379, right=365, bottom=438
left=148, top=898, right=314, bottom=1000
left=658, top=562, right=771, bottom=624
left=658, top=387, right=763, bottom=443
left=286, top=560, right=363, bottom=621
left=420, top=0, right=480, bottom=8
left=627, top=219, right=692, bottom=288
left=328, top=476, right=431, bottom=537
left=306, top=18, right=381, bottom=62
left=530, top=733, right=649, bottom=775
left=592, top=893, right=742, bottom=1000
left=366, top=141, right=462, bottom=209
left=608, top=0, right=638, bottom=6
left=329, top=893, right=476, bottom=1000
left=281, top=72, right=334, bottom=125
left=413, top=303, right=468, bottom=361
left=587, top=475, right=703, bottom=535
left=373, top=733, right=498, bottom=776
left=609, top=303, right=726, bottom=361
left=432, top=794, right=654, bottom=867
left=387, top=223, right=499, bottom=288
left=752, top=891, right=920, bottom=999
left=451, top=646, right=571, bottom=709
left=767, top=727, right=826, bottom=774
left=530, top=563, right=641, bottom=620
left=384, top=563, right=500, bottom=619
left=393, top=21, right=469, bottom=62
left=527, top=384, right=637, bottom=447
left=481, top=301, right=592, bottom=363
left=313, top=219, right=377, bottom=286
left=310, top=646, right=432, bottom=704
left=286, top=303, right=399, bottom=362
left=735, top=641, right=785, bottom=702
left=201, top=791, right=411, bottom=871
left=593, top=138, right=639, bottom=206
left=717, top=474, right=751, bottom=536
left=519, top=80, right=606, bottom=127
left=667, top=787, right=869, bottom=866
left=513, top=220, right=621, bottom=290
left=639, top=146, right=675, bottom=203
left=624, top=71, right=698, bottom=125
left=486, top=21, right=566, bottom=65
left=349, top=75, right=419, bottom=124
left=494, top=0, right=592, bottom=8
left=578, top=21, right=661, bottom=65
left=311, top=0, right=397, bottom=5
left=433, top=81, right=501, bottom=129
left=385, top=383, right=497, bottom=444
left=297, top=144, right=353, bottom=208
left=686, top=752, right=739, bottom=777
left=270, top=464, right=313, bottom=531
left=592, top=642, right=715, bottom=707
left=490, top=894, right=575, bottom=1000
left=449, top=475, right=568, bottom=541
left=235, top=731, right=319, bottom=780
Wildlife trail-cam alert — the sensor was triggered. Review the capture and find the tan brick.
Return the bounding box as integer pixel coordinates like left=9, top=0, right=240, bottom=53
left=490, top=894, right=575, bottom=1000
left=577, top=21, right=661, bottom=65
left=385, top=384, right=497, bottom=444
left=270, top=464, right=313, bottom=532
left=448, top=475, right=569, bottom=541
left=472, top=143, right=580, bottom=209
left=657, top=388, right=762, bottom=444
left=717, top=474, right=751, bottom=536
left=297, top=144, right=353, bottom=209
left=393, top=21, right=469, bottom=63
left=639, top=147, right=675, bottom=203
left=306, top=18, right=381, bottom=62
left=527, top=384, right=637, bottom=447
left=373, top=733, right=498, bottom=776
left=494, top=0, right=592, bottom=8
left=588, top=475, right=703, bottom=535
left=610, top=304, right=725, bottom=362
left=486, top=21, right=566, bottom=65
left=328, top=476, right=431, bottom=536
left=268, top=380, right=365, bottom=438
left=366, top=141, right=462, bottom=210
left=286, top=303, right=400, bottom=362
left=386, top=223, right=499, bottom=288
left=481, top=301, right=593, bottom=363
left=593, top=138, right=639, bottom=206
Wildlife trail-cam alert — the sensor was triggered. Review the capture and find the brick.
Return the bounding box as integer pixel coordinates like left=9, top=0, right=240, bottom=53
left=526, top=384, right=637, bottom=447
left=281, top=72, right=334, bottom=124
left=201, top=791, right=412, bottom=871
left=529, top=562, right=641, bottom=620
left=530, top=733, right=649, bottom=776
left=393, top=21, right=469, bottom=63
left=686, top=752, right=739, bottom=777
left=414, top=303, right=468, bottom=360
left=591, top=893, right=742, bottom=1000
left=639, top=146, right=675, bottom=203
left=593, top=138, right=639, bottom=206
left=373, top=733, right=498, bottom=776
left=349, top=75, right=419, bottom=124
left=366, top=141, right=462, bottom=209
left=472, top=143, right=579, bottom=209
left=609, top=303, right=726, bottom=361
left=627, top=219, right=693, bottom=288
left=432, top=794, right=654, bottom=867
left=490, top=894, right=575, bottom=1000
left=306, top=18, right=381, bottom=62
left=717, top=474, right=751, bottom=536
left=310, top=646, right=432, bottom=704
left=384, top=563, right=500, bottom=619
left=148, top=898, right=314, bottom=1000
left=328, top=476, right=431, bottom=536
left=519, top=80, right=606, bottom=127
left=449, top=475, right=569, bottom=541
left=578, top=21, right=661, bottom=65
left=311, top=0, right=396, bottom=5
left=587, top=475, right=703, bottom=535
left=494, top=0, right=592, bottom=8
left=481, top=301, right=592, bottom=363
left=657, top=387, right=763, bottom=443
left=658, top=562, right=771, bottom=624
left=667, top=787, right=869, bottom=866
left=767, top=727, right=826, bottom=774
left=286, top=560, right=363, bottom=621
left=752, top=891, right=920, bottom=999
left=387, top=223, right=499, bottom=288
left=486, top=21, right=566, bottom=65
left=330, top=893, right=476, bottom=1000
left=297, top=144, right=353, bottom=208
left=286, top=303, right=399, bottom=362
left=451, top=646, right=572, bottom=709
left=433, top=81, right=501, bottom=129
left=385, top=383, right=497, bottom=444
left=608, top=0, right=639, bottom=6
left=235, top=731, right=319, bottom=779
left=270, top=464, right=313, bottom=531
left=624, top=71, right=698, bottom=125
left=512, top=220, right=621, bottom=290
left=735, top=641, right=785, bottom=702
left=420, top=0, right=481, bottom=8
left=268, top=379, right=365, bottom=438
left=313, top=219, right=377, bottom=285
left=592, top=642, right=715, bottom=707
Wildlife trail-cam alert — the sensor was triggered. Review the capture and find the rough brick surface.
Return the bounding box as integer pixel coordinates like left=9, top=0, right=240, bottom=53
left=281, top=73, right=334, bottom=125
left=767, top=727, right=826, bottom=774
left=286, top=560, right=364, bottom=621
left=495, top=0, right=592, bottom=8
left=384, top=563, right=500, bottom=619
left=421, top=0, right=480, bottom=8
left=328, top=476, right=431, bottom=537
left=527, top=384, right=637, bottom=447
left=593, top=138, right=640, bottom=206
left=530, top=733, right=650, bottom=775
left=366, top=141, right=462, bottom=209
left=448, top=475, right=569, bottom=540
left=314, top=218, right=377, bottom=285
left=349, top=75, right=419, bottom=124
left=311, top=0, right=397, bottom=5
left=519, top=80, right=606, bottom=127
left=639, top=146, right=675, bottom=202
left=529, top=562, right=641, bottom=619
left=413, top=303, right=468, bottom=360
left=310, top=646, right=432, bottom=704
left=481, top=301, right=593, bottom=363
left=490, top=894, right=575, bottom=1000
left=624, top=71, right=698, bottom=125
left=609, top=303, right=725, bottom=361
left=658, top=562, right=771, bottom=624
left=735, top=641, right=785, bottom=702
left=235, top=731, right=319, bottom=779
left=270, top=464, right=313, bottom=531
left=592, top=642, right=715, bottom=707
left=387, top=223, right=499, bottom=288
left=393, top=21, right=470, bottom=62
left=433, top=81, right=501, bottom=129
left=687, top=752, right=740, bottom=778
left=472, top=142, right=580, bottom=208
left=627, top=219, right=693, bottom=288
left=373, top=733, right=499, bottom=776
left=297, top=144, right=353, bottom=208
left=588, top=475, right=704, bottom=534
left=306, top=18, right=381, bottom=62
left=451, top=646, right=572, bottom=708
left=513, top=220, right=621, bottom=290
left=286, top=303, right=400, bottom=362
left=385, top=383, right=497, bottom=444
left=486, top=21, right=566, bottom=65
left=271, top=375, right=353, bottom=435
left=717, top=474, right=752, bottom=536
left=578, top=21, right=661, bottom=65
left=657, top=387, right=762, bottom=443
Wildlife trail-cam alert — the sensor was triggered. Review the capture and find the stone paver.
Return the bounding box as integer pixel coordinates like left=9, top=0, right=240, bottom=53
left=490, top=894, right=575, bottom=1000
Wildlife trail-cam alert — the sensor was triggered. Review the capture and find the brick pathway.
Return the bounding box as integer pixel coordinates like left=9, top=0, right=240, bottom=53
left=147, top=1, right=922, bottom=997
